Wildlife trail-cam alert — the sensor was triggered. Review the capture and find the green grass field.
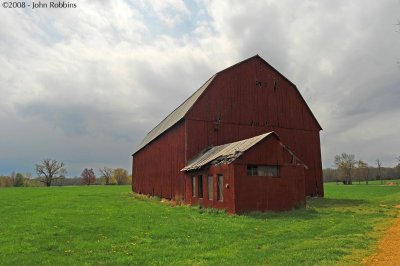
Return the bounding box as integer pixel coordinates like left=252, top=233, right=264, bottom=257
left=0, top=183, right=399, bottom=265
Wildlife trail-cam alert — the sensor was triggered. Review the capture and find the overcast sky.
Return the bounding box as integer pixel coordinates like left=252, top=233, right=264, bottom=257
left=1, top=0, right=399, bottom=176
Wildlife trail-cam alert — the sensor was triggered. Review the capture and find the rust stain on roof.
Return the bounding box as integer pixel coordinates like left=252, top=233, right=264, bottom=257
left=182, top=132, right=277, bottom=171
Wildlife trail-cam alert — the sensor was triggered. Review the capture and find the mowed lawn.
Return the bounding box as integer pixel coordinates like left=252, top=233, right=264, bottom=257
left=0, top=183, right=399, bottom=265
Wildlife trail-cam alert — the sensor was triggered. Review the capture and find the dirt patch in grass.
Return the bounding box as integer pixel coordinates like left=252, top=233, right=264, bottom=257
left=363, top=205, right=400, bottom=265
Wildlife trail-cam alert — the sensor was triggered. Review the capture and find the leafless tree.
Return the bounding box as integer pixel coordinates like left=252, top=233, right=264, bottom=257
left=81, top=168, right=96, bottom=185
left=35, top=159, right=67, bottom=187
left=356, top=160, right=369, bottom=184
left=10, top=171, right=16, bottom=180
left=25, top=172, right=32, bottom=179
left=395, top=156, right=400, bottom=178
left=99, top=167, right=113, bottom=185
left=334, top=153, right=356, bottom=185
left=376, top=159, right=382, bottom=184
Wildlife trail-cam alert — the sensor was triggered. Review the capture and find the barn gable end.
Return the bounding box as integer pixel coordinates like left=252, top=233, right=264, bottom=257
left=133, top=55, right=321, bottom=155
left=132, top=54, right=323, bottom=211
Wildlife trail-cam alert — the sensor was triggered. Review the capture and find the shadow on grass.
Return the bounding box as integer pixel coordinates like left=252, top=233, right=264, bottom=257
left=242, top=208, right=319, bottom=220
left=242, top=198, right=368, bottom=220
left=309, top=197, right=368, bottom=208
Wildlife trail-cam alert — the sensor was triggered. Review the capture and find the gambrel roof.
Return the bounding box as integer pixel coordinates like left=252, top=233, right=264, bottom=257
left=133, top=55, right=322, bottom=155
left=134, top=75, right=216, bottom=153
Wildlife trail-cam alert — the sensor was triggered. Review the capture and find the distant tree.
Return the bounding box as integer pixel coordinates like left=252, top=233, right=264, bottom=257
left=376, top=159, right=382, bottom=184
left=323, top=168, right=337, bottom=182
left=35, top=159, right=67, bottom=187
left=396, top=156, right=400, bottom=179
left=355, top=160, right=369, bottom=184
left=334, top=153, right=356, bottom=185
left=99, top=167, right=113, bottom=185
left=62, top=177, right=82, bottom=186
left=113, top=168, right=129, bottom=185
left=10, top=171, right=16, bottom=180
left=81, top=168, right=96, bottom=185
left=25, top=172, right=32, bottom=180
left=0, top=176, right=13, bottom=187
left=13, top=173, right=25, bottom=187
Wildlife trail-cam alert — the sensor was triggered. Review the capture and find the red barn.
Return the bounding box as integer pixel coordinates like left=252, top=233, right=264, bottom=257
left=132, top=55, right=323, bottom=213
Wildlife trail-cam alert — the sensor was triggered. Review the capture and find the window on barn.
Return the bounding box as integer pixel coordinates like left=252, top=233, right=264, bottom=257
left=217, top=174, right=223, bottom=202
left=192, top=176, right=196, bottom=197
left=208, top=175, right=213, bottom=200
left=247, top=165, right=257, bottom=176
left=198, top=175, right=203, bottom=198
left=247, top=165, right=280, bottom=177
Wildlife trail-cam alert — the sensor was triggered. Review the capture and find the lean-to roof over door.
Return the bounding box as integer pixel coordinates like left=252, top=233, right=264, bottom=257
left=181, top=132, right=276, bottom=171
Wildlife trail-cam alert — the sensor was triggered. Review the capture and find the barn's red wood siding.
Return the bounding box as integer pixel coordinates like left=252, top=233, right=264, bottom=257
left=184, top=135, right=305, bottom=213
left=186, top=57, right=323, bottom=196
left=234, top=165, right=305, bottom=213
left=132, top=121, right=186, bottom=200
left=185, top=164, right=235, bottom=214
left=233, top=136, right=305, bottom=213
left=132, top=55, right=323, bottom=210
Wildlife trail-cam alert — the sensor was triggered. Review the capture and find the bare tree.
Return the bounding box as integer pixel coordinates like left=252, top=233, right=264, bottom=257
left=99, top=167, right=113, bottom=185
left=35, top=159, right=67, bottom=187
left=334, top=153, right=356, bottom=185
left=356, top=160, right=369, bottom=184
left=10, top=171, right=16, bottom=180
left=376, top=159, right=382, bottom=184
left=396, top=156, right=400, bottom=178
left=81, top=168, right=96, bottom=185
left=25, top=172, right=32, bottom=179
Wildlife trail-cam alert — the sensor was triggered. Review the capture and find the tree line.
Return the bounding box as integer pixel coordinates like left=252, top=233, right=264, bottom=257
left=324, top=153, right=400, bottom=184
left=0, top=159, right=131, bottom=187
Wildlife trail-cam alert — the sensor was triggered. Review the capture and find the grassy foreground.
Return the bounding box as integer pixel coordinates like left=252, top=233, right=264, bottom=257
left=0, top=184, right=399, bottom=265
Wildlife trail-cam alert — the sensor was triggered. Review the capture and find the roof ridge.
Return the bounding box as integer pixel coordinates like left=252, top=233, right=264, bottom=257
left=133, top=74, right=216, bottom=155
left=133, top=55, right=262, bottom=155
left=132, top=54, right=321, bottom=155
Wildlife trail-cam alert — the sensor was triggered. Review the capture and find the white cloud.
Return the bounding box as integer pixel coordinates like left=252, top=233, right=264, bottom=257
left=148, top=0, right=191, bottom=27
left=1, top=0, right=399, bottom=175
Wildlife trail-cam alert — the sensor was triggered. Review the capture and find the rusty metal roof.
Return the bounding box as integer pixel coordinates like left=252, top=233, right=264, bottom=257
left=134, top=75, right=216, bottom=154
left=181, top=132, right=277, bottom=171
left=133, top=55, right=322, bottom=155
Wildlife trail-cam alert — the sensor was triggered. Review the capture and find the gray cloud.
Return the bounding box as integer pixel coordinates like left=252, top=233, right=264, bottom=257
left=1, top=0, right=399, bottom=176
left=19, top=103, right=90, bottom=136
